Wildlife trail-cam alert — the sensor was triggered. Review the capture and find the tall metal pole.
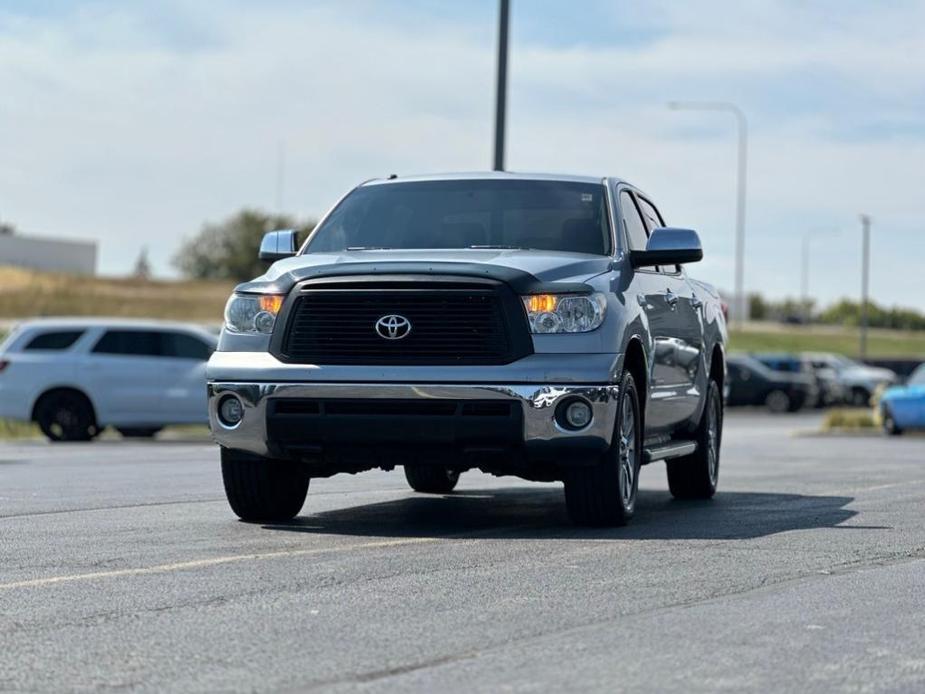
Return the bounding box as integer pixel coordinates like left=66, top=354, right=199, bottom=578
left=493, top=0, right=510, bottom=171
left=860, top=214, right=871, bottom=360
left=733, top=108, right=748, bottom=326
left=801, top=233, right=809, bottom=321
left=667, top=101, right=748, bottom=325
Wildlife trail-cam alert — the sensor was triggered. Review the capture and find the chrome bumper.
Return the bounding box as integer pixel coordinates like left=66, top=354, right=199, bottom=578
left=208, top=382, right=620, bottom=458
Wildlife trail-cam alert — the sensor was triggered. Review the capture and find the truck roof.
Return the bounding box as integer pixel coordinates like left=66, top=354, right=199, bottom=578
left=361, top=171, right=628, bottom=187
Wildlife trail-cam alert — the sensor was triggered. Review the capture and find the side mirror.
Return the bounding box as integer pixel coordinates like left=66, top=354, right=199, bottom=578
left=259, top=229, right=298, bottom=262
left=630, top=227, right=703, bottom=268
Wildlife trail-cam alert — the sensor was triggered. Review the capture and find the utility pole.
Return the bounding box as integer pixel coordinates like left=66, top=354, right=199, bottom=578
left=493, top=0, right=510, bottom=171
left=859, top=214, right=871, bottom=360
left=801, top=233, right=810, bottom=322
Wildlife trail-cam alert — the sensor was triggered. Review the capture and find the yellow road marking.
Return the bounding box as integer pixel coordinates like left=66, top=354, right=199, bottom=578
left=0, top=537, right=438, bottom=591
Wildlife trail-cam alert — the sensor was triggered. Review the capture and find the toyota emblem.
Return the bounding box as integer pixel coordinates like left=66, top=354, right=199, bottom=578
left=375, top=314, right=412, bottom=340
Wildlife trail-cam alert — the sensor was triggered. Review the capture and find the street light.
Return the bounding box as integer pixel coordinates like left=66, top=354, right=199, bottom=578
left=667, top=101, right=748, bottom=325
left=493, top=0, right=510, bottom=171
left=859, top=214, right=872, bottom=360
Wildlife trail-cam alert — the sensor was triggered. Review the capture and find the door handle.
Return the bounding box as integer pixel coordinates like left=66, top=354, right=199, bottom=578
left=637, top=294, right=648, bottom=308
left=665, top=289, right=679, bottom=308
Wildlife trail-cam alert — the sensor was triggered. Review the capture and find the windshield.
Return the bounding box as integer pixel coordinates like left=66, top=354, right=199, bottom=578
left=305, top=179, right=611, bottom=255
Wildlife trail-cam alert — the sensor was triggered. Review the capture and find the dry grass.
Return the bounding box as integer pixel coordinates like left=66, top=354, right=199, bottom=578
left=821, top=408, right=877, bottom=431
left=730, top=321, right=925, bottom=359
left=0, top=266, right=233, bottom=322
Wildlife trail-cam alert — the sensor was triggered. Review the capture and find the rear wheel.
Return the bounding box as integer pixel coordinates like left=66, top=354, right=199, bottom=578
left=34, top=390, right=97, bottom=442
left=117, top=427, right=162, bottom=439
left=221, top=448, right=310, bottom=522
left=404, top=465, right=460, bottom=494
left=667, top=379, right=722, bottom=499
left=850, top=387, right=871, bottom=407
left=881, top=406, right=903, bottom=436
left=765, top=389, right=791, bottom=413
left=563, top=370, right=641, bottom=527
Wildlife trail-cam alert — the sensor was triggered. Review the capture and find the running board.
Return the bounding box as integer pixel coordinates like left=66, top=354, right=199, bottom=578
left=642, top=441, right=697, bottom=464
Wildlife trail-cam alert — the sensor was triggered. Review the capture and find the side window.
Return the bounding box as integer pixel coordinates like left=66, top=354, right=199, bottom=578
left=619, top=191, right=649, bottom=252
left=163, top=332, right=212, bottom=361
left=92, top=330, right=164, bottom=358
left=24, top=330, right=84, bottom=351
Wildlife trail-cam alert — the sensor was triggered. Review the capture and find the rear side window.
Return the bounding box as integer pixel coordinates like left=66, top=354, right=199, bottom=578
left=163, top=332, right=212, bottom=361
left=93, top=330, right=164, bottom=357
left=24, top=330, right=84, bottom=351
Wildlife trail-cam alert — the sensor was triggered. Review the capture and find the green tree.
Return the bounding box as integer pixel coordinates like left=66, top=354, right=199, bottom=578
left=173, top=209, right=315, bottom=281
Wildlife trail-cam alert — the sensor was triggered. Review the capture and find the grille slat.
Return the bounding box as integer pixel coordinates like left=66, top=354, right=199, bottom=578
left=279, top=285, right=527, bottom=365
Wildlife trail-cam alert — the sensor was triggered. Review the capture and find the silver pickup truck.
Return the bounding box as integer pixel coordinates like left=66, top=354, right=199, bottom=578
left=207, top=172, right=727, bottom=526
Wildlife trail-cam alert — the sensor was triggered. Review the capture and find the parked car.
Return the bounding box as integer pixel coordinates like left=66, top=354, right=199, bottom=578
left=753, top=352, right=844, bottom=407
left=803, top=352, right=897, bottom=407
left=726, top=354, right=815, bottom=412
left=0, top=319, right=216, bottom=441
left=879, top=363, right=925, bottom=435
left=207, top=172, right=728, bottom=527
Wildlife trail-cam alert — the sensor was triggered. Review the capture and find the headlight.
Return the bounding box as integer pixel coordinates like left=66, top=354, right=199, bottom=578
left=223, top=293, right=284, bottom=334
left=522, top=293, right=607, bottom=334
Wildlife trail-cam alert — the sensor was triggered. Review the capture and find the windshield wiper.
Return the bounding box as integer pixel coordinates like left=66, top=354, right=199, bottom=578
left=346, top=246, right=391, bottom=251
left=468, top=245, right=529, bottom=250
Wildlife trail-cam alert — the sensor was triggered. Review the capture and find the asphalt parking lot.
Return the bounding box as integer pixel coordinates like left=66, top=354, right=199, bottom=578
left=1, top=411, right=924, bottom=693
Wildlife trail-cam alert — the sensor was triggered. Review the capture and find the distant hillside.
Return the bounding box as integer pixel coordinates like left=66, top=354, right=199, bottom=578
left=0, top=266, right=232, bottom=322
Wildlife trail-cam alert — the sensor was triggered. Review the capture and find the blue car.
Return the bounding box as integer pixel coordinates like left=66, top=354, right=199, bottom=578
left=879, top=364, right=925, bottom=435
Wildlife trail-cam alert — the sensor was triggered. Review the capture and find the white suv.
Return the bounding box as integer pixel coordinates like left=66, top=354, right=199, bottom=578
left=0, top=319, right=217, bottom=441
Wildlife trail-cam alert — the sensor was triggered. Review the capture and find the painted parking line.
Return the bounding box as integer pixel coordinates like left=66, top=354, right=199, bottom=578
left=0, top=537, right=439, bottom=591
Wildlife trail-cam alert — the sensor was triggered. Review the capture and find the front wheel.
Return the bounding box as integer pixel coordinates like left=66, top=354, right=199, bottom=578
left=221, top=448, right=310, bottom=522
left=117, top=427, right=162, bottom=439
left=563, top=370, right=641, bottom=527
left=404, top=465, right=460, bottom=494
left=667, top=379, right=722, bottom=499
left=881, top=406, right=903, bottom=436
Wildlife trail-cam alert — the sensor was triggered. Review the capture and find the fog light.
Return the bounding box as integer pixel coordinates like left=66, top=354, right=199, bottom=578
left=218, top=396, right=244, bottom=426
left=556, top=398, right=593, bottom=431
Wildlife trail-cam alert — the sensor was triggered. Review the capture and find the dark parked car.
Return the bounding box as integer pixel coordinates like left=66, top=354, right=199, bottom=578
left=726, top=354, right=814, bottom=413
left=752, top=352, right=840, bottom=407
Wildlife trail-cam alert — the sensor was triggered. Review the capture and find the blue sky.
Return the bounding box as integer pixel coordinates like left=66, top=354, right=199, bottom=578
left=1, top=0, right=923, bottom=308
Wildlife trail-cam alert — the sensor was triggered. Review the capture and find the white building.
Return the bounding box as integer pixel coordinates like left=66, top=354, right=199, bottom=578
left=0, top=230, right=97, bottom=275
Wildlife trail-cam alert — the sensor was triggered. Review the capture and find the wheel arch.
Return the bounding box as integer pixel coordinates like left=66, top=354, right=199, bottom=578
left=622, top=336, right=649, bottom=431
left=31, top=386, right=99, bottom=425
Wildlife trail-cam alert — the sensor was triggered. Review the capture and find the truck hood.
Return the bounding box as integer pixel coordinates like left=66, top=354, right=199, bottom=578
left=240, top=249, right=614, bottom=294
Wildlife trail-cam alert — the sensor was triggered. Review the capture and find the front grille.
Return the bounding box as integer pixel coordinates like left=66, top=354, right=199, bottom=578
left=278, top=285, right=530, bottom=365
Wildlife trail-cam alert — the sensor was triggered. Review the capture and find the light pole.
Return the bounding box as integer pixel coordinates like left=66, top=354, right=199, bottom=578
left=493, top=0, right=510, bottom=171
left=667, top=101, right=748, bottom=325
left=859, top=214, right=871, bottom=360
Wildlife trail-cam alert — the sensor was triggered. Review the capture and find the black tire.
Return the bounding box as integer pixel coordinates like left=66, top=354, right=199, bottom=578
left=881, top=406, right=903, bottom=436
left=667, top=379, right=722, bottom=499
left=563, top=370, right=641, bottom=527
left=404, top=465, right=460, bottom=494
left=765, top=389, right=791, bottom=414
left=34, top=390, right=97, bottom=442
left=850, top=387, right=871, bottom=407
left=117, top=427, right=162, bottom=439
left=221, top=447, right=310, bottom=522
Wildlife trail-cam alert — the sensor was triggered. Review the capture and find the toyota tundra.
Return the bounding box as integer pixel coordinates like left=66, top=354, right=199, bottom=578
left=207, top=173, right=727, bottom=526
